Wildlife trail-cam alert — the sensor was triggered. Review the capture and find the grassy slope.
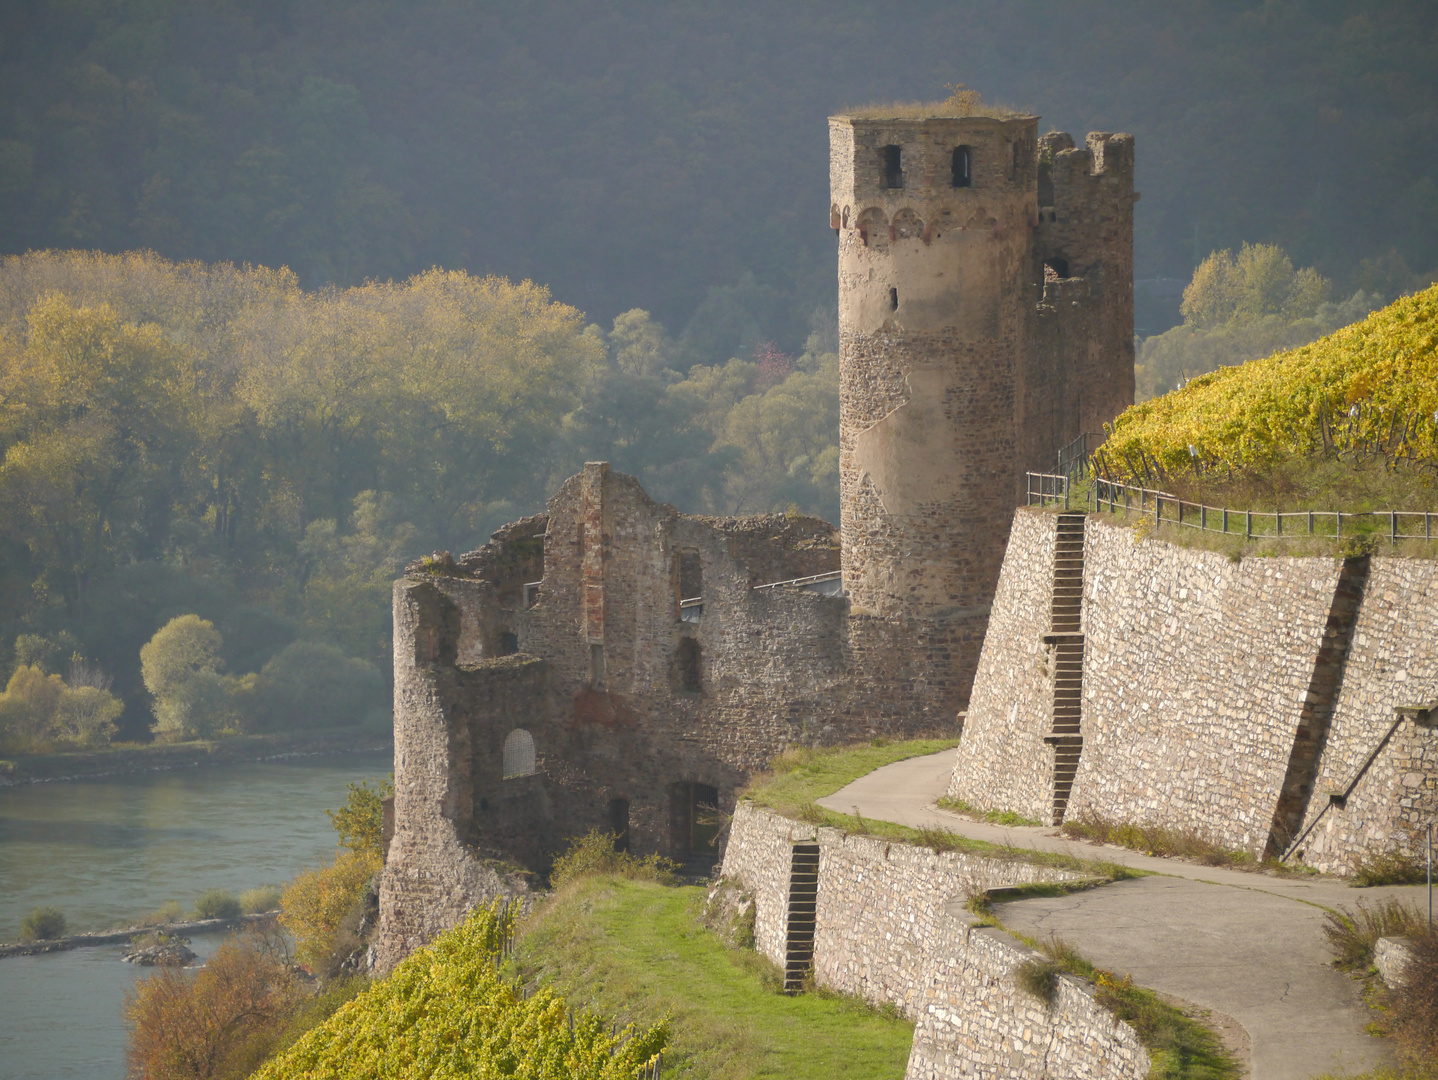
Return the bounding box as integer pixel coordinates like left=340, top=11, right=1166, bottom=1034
left=511, top=877, right=914, bottom=1080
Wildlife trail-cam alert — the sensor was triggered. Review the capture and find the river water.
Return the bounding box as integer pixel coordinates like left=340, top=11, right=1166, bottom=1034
left=0, top=748, right=393, bottom=1080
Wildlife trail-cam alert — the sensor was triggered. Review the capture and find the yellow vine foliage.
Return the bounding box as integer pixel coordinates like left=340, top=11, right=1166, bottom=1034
left=1103, top=284, right=1438, bottom=481
left=253, top=900, right=668, bottom=1079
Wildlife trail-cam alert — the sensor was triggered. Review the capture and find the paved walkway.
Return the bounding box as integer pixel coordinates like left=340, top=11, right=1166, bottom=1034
left=818, top=749, right=1431, bottom=1080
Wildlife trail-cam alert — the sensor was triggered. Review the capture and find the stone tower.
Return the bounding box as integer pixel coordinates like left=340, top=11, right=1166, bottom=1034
left=830, top=113, right=1134, bottom=711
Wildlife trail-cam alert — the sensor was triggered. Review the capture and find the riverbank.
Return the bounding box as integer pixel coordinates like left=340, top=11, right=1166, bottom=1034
left=0, top=912, right=277, bottom=959
left=0, top=727, right=393, bottom=786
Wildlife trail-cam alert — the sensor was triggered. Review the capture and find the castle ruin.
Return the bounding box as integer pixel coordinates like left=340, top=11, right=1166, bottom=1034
left=374, top=112, right=1137, bottom=970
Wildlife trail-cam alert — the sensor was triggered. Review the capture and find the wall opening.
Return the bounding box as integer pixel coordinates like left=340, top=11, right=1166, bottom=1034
left=607, top=797, right=630, bottom=852
left=952, top=145, right=971, bottom=187
left=589, top=643, right=606, bottom=688
left=888, top=287, right=898, bottom=311
left=497, top=631, right=518, bottom=656
left=679, top=549, right=702, bottom=604
left=502, top=728, right=536, bottom=779
left=669, top=781, right=720, bottom=861
left=880, top=145, right=903, bottom=189
left=676, top=637, right=702, bottom=693
left=1045, top=257, right=1070, bottom=280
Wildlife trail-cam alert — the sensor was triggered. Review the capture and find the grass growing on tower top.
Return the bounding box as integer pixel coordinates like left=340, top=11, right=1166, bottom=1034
left=508, top=876, right=914, bottom=1080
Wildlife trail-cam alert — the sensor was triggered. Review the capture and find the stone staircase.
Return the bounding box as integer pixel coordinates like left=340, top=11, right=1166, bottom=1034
left=783, top=843, right=820, bottom=993
left=1043, top=513, right=1087, bottom=826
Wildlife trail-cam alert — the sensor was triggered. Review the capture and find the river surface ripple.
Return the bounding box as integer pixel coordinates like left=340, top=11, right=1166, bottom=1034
left=0, top=748, right=393, bottom=1080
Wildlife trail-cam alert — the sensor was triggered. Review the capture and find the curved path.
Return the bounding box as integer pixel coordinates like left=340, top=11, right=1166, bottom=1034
left=818, top=748, right=1429, bottom=1080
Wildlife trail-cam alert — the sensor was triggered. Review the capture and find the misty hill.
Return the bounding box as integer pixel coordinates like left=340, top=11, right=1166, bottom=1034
left=1, top=1, right=1435, bottom=356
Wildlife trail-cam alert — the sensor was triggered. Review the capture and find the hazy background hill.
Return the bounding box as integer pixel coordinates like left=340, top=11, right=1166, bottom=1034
left=2, top=0, right=1435, bottom=351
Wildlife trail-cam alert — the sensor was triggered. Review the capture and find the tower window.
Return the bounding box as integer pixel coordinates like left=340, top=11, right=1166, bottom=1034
left=502, top=728, right=536, bottom=778
left=888, top=287, right=899, bottom=311
left=881, top=145, right=903, bottom=189
left=952, top=146, right=972, bottom=188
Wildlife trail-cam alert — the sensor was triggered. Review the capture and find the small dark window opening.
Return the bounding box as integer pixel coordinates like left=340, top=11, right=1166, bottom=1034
left=497, top=631, right=518, bottom=656
left=608, top=797, right=630, bottom=852
left=881, top=145, right=903, bottom=189
left=679, top=550, right=703, bottom=604
left=1045, top=257, right=1070, bottom=280
left=952, top=145, right=972, bottom=187
left=888, top=287, right=899, bottom=311
left=676, top=637, right=702, bottom=692
left=590, top=643, right=606, bottom=688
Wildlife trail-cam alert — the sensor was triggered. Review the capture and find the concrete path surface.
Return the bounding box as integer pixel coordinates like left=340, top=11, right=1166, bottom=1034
left=818, top=748, right=1430, bottom=1080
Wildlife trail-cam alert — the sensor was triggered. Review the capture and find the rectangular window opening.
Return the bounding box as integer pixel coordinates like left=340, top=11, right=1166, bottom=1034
left=881, top=145, right=903, bottom=189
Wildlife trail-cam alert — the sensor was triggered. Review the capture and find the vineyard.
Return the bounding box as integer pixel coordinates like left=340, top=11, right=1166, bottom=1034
left=1100, top=284, right=1438, bottom=485
left=251, top=899, right=669, bottom=1080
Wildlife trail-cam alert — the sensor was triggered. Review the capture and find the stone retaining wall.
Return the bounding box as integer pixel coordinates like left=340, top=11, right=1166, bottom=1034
left=1295, top=559, right=1438, bottom=873
left=947, top=510, right=1058, bottom=821
left=722, top=801, right=1148, bottom=1080
left=951, top=507, right=1438, bottom=871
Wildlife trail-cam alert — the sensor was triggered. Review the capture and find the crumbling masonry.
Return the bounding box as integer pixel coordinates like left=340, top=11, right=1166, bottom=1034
left=375, top=112, right=1137, bottom=971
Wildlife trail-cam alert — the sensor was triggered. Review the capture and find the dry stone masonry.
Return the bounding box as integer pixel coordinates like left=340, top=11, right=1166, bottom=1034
left=951, top=508, right=1438, bottom=869
left=722, top=803, right=1149, bottom=1080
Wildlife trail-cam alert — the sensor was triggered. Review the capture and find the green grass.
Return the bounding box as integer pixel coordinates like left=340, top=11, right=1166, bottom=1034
left=935, top=796, right=1043, bottom=828
left=742, top=737, right=959, bottom=818
left=1059, top=810, right=1319, bottom=877
left=509, top=876, right=914, bottom=1080
left=742, top=739, right=1142, bottom=883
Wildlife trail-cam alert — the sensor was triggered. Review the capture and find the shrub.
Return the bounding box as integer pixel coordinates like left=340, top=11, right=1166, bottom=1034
left=193, top=888, right=242, bottom=920
left=1015, top=958, right=1060, bottom=1005
left=1352, top=850, right=1429, bottom=887
left=142, top=900, right=185, bottom=926
left=19, top=906, right=66, bottom=941
left=1322, top=898, right=1425, bottom=972
left=1386, top=922, right=1438, bottom=1076
left=549, top=828, right=680, bottom=889
left=280, top=849, right=382, bottom=972
left=125, top=936, right=301, bottom=1080
left=239, top=885, right=283, bottom=915
left=326, top=777, right=393, bottom=859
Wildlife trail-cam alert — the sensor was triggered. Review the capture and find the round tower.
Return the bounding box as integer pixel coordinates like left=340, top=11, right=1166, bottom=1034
left=832, top=113, right=1038, bottom=634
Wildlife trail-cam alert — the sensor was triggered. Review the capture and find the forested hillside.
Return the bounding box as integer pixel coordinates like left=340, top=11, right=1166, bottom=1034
left=0, top=252, right=837, bottom=740
left=1, top=1, right=1435, bottom=350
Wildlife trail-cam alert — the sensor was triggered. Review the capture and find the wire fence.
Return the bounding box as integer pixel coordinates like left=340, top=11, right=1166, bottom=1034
left=1027, top=472, right=1438, bottom=543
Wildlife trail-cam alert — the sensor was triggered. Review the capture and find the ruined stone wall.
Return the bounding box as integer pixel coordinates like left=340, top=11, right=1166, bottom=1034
left=1295, top=559, right=1438, bottom=873
left=947, top=509, right=1058, bottom=821
left=1031, top=132, right=1136, bottom=449
left=722, top=802, right=1147, bottom=1080
left=373, top=579, right=534, bottom=974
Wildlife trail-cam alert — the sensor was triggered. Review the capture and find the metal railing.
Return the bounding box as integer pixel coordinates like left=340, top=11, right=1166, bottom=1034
left=1057, top=432, right=1104, bottom=483
left=1027, top=472, right=1076, bottom=509
left=1027, top=472, right=1438, bottom=543
left=1090, top=476, right=1438, bottom=542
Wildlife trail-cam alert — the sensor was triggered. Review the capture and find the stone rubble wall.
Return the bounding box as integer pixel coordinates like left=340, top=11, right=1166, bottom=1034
left=1295, top=559, right=1438, bottom=872
left=952, top=507, right=1438, bottom=872
left=1069, top=517, right=1341, bottom=854
left=722, top=802, right=1147, bottom=1080
left=947, top=509, right=1058, bottom=821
